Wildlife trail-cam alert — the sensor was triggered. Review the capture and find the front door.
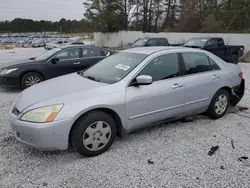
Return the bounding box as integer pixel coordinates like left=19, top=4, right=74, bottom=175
left=126, top=53, right=185, bottom=129
left=46, top=47, right=81, bottom=78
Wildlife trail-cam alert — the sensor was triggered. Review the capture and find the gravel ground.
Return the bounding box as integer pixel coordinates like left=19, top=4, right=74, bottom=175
left=0, top=48, right=250, bottom=188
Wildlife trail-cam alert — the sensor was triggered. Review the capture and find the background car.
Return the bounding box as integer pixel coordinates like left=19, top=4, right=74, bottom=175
left=0, top=45, right=112, bottom=89
left=8, top=47, right=245, bottom=157
left=118, top=37, right=170, bottom=50
left=182, top=37, right=244, bottom=64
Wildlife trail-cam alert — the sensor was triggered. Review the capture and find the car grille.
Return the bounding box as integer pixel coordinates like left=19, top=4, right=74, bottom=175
left=12, top=107, right=20, bottom=116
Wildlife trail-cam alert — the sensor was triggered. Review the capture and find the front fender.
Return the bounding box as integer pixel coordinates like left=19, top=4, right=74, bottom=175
left=54, top=92, right=127, bottom=130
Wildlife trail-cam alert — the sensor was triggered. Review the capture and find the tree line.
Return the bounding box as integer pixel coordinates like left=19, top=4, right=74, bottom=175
left=1, top=0, right=250, bottom=33
left=84, top=0, right=250, bottom=33
left=0, top=18, right=92, bottom=33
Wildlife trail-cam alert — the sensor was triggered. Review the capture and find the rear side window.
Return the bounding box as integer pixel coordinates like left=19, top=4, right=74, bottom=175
left=208, top=57, right=220, bottom=70
left=182, top=52, right=210, bottom=75
left=82, top=48, right=105, bottom=57
left=217, top=39, right=224, bottom=47
left=146, top=39, right=157, bottom=46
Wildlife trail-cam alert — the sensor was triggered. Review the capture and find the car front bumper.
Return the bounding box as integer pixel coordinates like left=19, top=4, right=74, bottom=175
left=8, top=107, right=72, bottom=151
left=0, top=76, right=20, bottom=88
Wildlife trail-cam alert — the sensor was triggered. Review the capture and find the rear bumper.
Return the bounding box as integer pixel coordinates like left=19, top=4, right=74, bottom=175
left=231, top=78, right=245, bottom=106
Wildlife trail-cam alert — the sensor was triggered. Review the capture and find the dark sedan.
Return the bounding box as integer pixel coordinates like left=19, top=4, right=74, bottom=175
left=0, top=45, right=112, bottom=90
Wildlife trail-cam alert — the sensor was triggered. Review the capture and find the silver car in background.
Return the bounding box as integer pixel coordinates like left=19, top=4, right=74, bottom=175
left=8, top=47, right=245, bottom=157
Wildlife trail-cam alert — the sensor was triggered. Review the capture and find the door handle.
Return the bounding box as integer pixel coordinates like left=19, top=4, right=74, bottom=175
left=172, top=83, right=183, bottom=89
left=74, top=62, right=80, bottom=65
left=212, top=75, right=220, bottom=79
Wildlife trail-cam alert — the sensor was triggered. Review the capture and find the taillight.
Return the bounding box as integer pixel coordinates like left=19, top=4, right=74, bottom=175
left=239, top=72, right=243, bottom=78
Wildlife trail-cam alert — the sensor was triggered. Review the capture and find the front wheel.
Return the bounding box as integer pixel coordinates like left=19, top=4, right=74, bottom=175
left=21, top=72, right=44, bottom=90
left=70, top=111, right=117, bottom=157
left=207, top=89, right=229, bottom=119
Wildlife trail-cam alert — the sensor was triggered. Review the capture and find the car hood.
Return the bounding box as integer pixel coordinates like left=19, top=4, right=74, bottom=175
left=15, top=73, right=111, bottom=112
left=0, top=58, right=36, bottom=69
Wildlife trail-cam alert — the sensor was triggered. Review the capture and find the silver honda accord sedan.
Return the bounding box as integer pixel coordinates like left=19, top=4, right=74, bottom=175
left=8, top=46, right=245, bottom=157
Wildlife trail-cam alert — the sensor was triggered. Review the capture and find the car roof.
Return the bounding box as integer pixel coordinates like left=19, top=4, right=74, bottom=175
left=60, top=45, right=101, bottom=49
left=139, top=37, right=167, bottom=40
left=188, top=37, right=222, bottom=40
left=121, top=46, right=190, bottom=55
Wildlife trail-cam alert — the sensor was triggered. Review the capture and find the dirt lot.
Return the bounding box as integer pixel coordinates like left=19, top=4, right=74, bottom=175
left=0, top=48, right=250, bottom=188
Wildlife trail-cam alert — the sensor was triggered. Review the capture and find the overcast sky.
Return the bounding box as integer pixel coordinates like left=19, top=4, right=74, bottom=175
left=0, top=0, right=85, bottom=21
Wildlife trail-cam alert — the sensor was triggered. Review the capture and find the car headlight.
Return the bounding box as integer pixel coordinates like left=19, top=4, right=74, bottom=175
left=20, top=104, right=64, bottom=123
left=0, top=68, right=18, bottom=76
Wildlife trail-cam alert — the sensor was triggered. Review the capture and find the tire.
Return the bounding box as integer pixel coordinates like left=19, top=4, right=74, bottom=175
left=21, top=72, right=44, bottom=90
left=70, top=111, right=117, bottom=157
left=230, top=54, right=239, bottom=64
left=207, top=89, right=230, bottom=119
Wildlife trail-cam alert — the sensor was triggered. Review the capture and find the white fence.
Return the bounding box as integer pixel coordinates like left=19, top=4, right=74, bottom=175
left=94, top=31, right=250, bottom=52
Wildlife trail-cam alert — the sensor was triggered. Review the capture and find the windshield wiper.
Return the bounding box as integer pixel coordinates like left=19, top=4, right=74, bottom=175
left=77, top=72, right=100, bottom=82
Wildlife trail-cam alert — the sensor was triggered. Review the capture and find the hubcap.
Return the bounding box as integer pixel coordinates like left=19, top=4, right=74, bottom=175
left=83, top=121, right=111, bottom=151
left=215, top=94, right=228, bottom=115
left=25, top=76, right=41, bottom=87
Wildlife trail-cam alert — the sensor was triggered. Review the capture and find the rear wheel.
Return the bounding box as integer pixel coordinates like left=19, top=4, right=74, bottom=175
left=21, top=72, right=44, bottom=90
left=207, top=89, right=229, bottom=119
left=230, top=54, right=239, bottom=64
left=70, top=111, right=117, bottom=157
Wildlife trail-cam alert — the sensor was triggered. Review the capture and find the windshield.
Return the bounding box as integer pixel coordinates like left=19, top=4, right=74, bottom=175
left=133, top=39, right=147, bottom=47
left=35, top=48, right=61, bottom=61
left=183, top=38, right=208, bottom=47
left=79, top=52, right=147, bottom=84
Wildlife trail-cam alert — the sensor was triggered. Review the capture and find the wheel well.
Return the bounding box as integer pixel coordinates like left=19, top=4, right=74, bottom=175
left=69, top=108, right=125, bottom=145
left=220, top=86, right=232, bottom=96
left=232, top=52, right=239, bottom=56
left=19, top=71, right=45, bottom=86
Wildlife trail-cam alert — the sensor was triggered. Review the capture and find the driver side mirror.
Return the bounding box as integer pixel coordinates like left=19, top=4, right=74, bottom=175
left=132, top=75, right=153, bottom=86
left=51, top=57, right=59, bottom=64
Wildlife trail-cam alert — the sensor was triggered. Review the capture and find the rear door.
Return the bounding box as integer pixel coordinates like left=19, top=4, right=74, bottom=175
left=180, top=52, right=222, bottom=114
left=46, top=47, right=81, bottom=78
left=78, top=47, right=110, bottom=71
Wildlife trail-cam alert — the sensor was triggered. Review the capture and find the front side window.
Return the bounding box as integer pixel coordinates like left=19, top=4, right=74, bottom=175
left=184, top=38, right=207, bottom=47
left=80, top=52, right=147, bottom=84
left=182, top=52, right=210, bottom=75
left=133, top=39, right=147, bottom=47
left=146, top=39, right=157, bottom=46
left=138, top=53, right=180, bottom=82
left=55, top=48, right=80, bottom=60
left=157, top=39, right=167, bottom=46
left=206, top=39, right=217, bottom=48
